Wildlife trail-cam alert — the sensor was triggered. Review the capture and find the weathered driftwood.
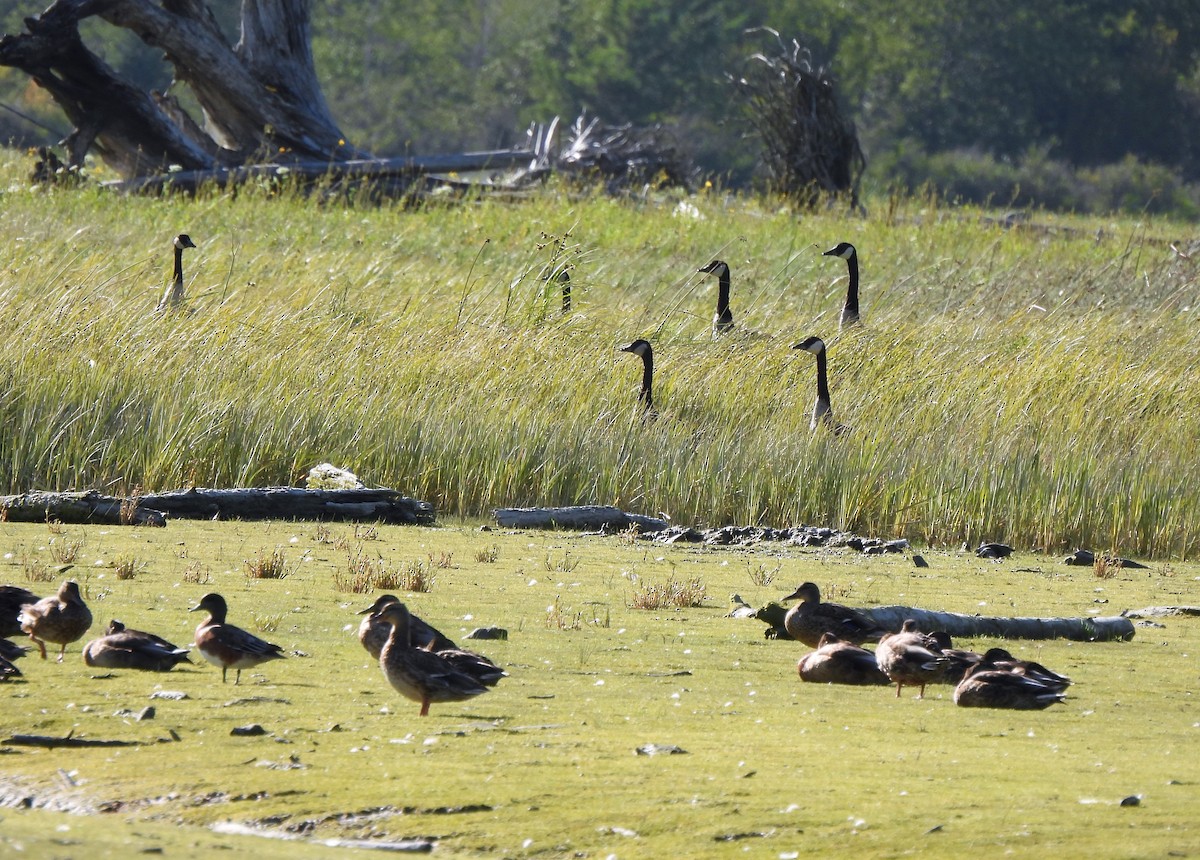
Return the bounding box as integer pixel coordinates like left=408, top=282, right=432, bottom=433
left=494, top=505, right=669, bottom=533
left=1122, top=606, right=1200, bottom=619
left=3, top=732, right=165, bottom=748
left=140, top=487, right=435, bottom=524
left=863, top=606, right=1134, bottom=642
left=1, top=488, right=435, bottom=526
left=0, top=490, right=167, bottom=527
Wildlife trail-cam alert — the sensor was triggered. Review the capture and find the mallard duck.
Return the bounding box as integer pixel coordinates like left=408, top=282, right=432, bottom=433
left=797, top=632, right=890, bottom=685
left=374, top=601, right=490, bottom=716
left=1, top=585, right=40, bottom=637
left=927, top=631, right=985, bottom=684
left=953, top=662, right=1067, bottom=710
left=619, top=338, right=658, bottom=419
left=356, top=595, right=505, bottom=687
left=822, top=241, right=861, bottom=329
left=83, top=619, right=192, bottom=672
left=980, top=647, right=1071, bottom=692
left=875, top=620, right=950, bottom=698
left=190, top=592, right=285, bottom=684
left=156, top=233, right=197, bottom=311
left=698, top=260, right=735, bottom=335
left=780, top=582, right=887, bottom=647
left=18, top=580, right=93, bottom=662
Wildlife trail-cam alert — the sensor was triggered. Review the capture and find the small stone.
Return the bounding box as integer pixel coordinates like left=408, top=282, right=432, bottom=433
left=466, top=627, right=508, bottom=640
left=635, top=743, right=687, bottom=756
left=1120, top=795, right=1141, bottom=807
left=137, top=706, right=156, bottom=721
left=231, top=724, right=268, bottom=737
left=912, top=554, right=930, bottom=568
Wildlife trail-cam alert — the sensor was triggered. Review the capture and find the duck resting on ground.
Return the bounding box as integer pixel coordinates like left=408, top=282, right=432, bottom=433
left=780, top=582, right=888, bottom=648
left=374, top=600, right=491, bottom=717
left=83, top=619, right=193, bottom=671
left=18, top=580, right=93, bottom=662
left=797, top=632, right=890, bottom=685
left=1, top=585, right=40, bottom=638
left=953, top=660, right=1068, bottom=710
left=190, top=592, right=285, bottom=684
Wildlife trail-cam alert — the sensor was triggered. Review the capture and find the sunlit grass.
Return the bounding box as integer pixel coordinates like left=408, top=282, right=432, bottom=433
left=1, top=149, right=1198, bottom=556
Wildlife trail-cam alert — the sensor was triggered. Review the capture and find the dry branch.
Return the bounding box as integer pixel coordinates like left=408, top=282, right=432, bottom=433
left=862, top=605, right=1134, bottom=642
left=494, top=505, right=669, bottom=533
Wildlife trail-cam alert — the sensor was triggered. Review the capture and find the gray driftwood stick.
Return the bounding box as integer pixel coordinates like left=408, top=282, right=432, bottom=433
left=493, top=505, right=669, bottom=532
left=864, top=605, right=1135, bottom=642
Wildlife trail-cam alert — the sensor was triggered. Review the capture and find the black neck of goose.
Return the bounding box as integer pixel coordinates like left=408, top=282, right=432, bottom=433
left=843, top=254, right=859, bottom=317
left=715, top=270, right=731, bottom=320
left=173, top=245, right=185, bottom=286
left=640, top=354, right=654, bottom=412
left=814, top=349, right=831, bottom=411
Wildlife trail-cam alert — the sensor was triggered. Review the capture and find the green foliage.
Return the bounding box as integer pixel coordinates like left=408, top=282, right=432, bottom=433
left=0, top=149, right=1199, bottom=557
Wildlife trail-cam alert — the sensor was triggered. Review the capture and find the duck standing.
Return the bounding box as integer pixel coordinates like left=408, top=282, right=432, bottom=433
left=190, top=593, right=285, bottom=684
left=375, top=601, right=490, bottom=717
left=875, top=619, right=949, bottom=698
left=18, top=580, right=93, bottom=662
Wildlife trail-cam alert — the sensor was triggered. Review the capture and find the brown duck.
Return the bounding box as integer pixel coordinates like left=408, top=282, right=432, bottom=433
left=953, top=661, right=1068, bottom=710
left=875, top=619, right=949, bottom=698
left=797, top=632, right=890, bottom=685
left=83, top=619, right=193, bottom=672
left=375, top=601, right=490, bottom=717
left=190, top=592, right=285, bottom=684
left=1, top=585, right=40, bottom=637
left=780, top=582, right=887, bottom=647
left=18, top=580, right=93, bottom=662
left=357, top=594, right=505, bottom=687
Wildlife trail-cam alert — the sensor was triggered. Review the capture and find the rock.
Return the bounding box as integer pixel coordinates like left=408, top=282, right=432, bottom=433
left=912, top=554, right=930, bottom=568
left=231, top=724, right=268, bottom=737
left=466, top=627, right=508, bottom=641
left=976, top=542, right=1013, bottom=559
left=635, top=743, right=687, bottom=756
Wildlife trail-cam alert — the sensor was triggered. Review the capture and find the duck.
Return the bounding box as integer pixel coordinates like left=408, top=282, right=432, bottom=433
left=156, top=233, right=197, bottom=312
left=374, top=601, right=490, bottom=716
left=83, top=619, right=193, bottom=671
left=18, top=580, right=93, bottom=662
left=822, top=241, right=860, bottom=329
left=619, top=338, right=658, bottom=419
left=698, top=260, right=734, bottom=335
left=797, top=632, right=890, bottom=685
left=875, top=619, right=950, bottom=698
left=953, top=661, right=1068, bottom=710
left=190, top=592, right=285, bottom=684
left=926, top=631, right=985, bottom=685
left=979, top=647, right=1071, bottom=692
left=780, top=582, right=888, bottom=647
left=1, top=585, right=40, bottom=637
left=792, top=336, right=848, bottom=434
left=356, top=595, right=505, bottom=687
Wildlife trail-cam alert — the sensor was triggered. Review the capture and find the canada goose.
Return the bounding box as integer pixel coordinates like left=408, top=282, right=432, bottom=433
left=797, top=632, right=890, bottom=685
left=792, top=336, right=846, bottom=433
left=18, top=580, right=93, bottom=662
left=356, top=595, right=505, bottom=687
left=875, top=619, right=950, bottom=698
left=156, top=233, right=197, bottom=311
left=698, top=260, right=734, bottom=335
left=619, top=339, right=657, bottom=418
left=780, top=582, right=888, bottom=647
left=823, top=241, right=860, bottom=329
left=374, top=601, right=490, bottom=716
left=83, top=619, right=193, bottom=671
left=189, top=592, right=285, bottom=684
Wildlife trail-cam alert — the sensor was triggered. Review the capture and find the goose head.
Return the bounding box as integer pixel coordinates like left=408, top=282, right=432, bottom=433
left=822, top=241, right=855, bottom=261
left=792, top=336, right=827, bottom=356
left=619, top=339, right=653, bottom=360
left=174, top=234, right=197, bottom=251
left=698, top=260, right=729, bottom=278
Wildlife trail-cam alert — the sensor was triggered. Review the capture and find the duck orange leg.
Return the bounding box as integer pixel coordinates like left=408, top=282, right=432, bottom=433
left=29, top=634, right=47, bottom=660
left=419, top=698, right=431, bottom=717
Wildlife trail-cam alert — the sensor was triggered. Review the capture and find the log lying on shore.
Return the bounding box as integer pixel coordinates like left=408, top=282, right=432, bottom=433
left=1, top=488, right=435, bottom=526
left=494, top=505, right=669, bottom=532
left=863, top=605, right=1135, bottom=642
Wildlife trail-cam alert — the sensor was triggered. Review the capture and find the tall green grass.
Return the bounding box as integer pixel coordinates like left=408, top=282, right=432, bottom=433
left=1, top=150, right=1198, bottom=555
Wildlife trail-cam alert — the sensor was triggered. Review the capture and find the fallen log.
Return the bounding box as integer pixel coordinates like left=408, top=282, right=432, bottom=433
left=494, top=505, right=669, bottom=533
left=0, top=487, right=435, bottom=526
left=1122, top=606, right=1200, bottom=619
left=862, top=606, right=1134, bottom=642
left=0, top=490, right=166, bottom=527
left=3, top=732, right=167, bottom=748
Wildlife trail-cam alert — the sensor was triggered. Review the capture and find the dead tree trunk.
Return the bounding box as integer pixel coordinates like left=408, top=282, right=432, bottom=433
left=494, top=505, right=670, bottom=533
left=0, top=0, right=364, bottom=177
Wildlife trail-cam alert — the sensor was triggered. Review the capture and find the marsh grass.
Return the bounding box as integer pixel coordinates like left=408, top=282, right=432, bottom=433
left=112, top=554, right=141, bottom=580
left=1, top=148, right=1198, bottom=556
left=245, top=547, right=290, bottom=580
left=1, top=519, right=1197, bottom=859
left=628, top=575, right=708, bottom=609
